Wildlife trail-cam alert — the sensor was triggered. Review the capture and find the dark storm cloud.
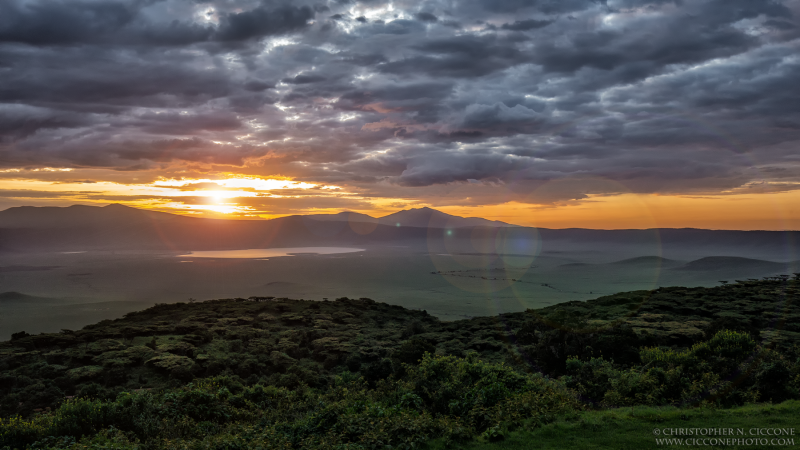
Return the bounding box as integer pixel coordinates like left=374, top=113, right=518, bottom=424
left=474, top=0, right=595, bottom=14
left=415, top=12, right=438, bottom=22
left=0, top=46, right=234, bottom=110
left=281, top=73, right=327, bottom=84
left=378, top=35, right=528, bottom=78
left=501, top=19, right=554, bottom=31
left=460, top=103, right=545, bottom=130
left=0, top=0, right=144, bottom=46
left=0, top=0, right=315, bottom=46
left=1, top=0, right=800, bottom=204
left=0, top=105, right=94, bottom=141
left=133, top=111, right=243, bottom=135
left=336, top=81, right=455, bottom=120
left=362, top=19, right=425, bottom=35
left=214, top=4, right=315, bottom=41
left=397, top=151, right=531, bottom=187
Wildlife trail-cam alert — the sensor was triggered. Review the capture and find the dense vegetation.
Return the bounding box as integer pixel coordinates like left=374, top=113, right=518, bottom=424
left=1, top=275, right=799, bottom=449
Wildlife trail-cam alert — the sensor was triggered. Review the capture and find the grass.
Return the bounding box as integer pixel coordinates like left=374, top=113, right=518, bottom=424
left=430, top=401, right=800, bottom=449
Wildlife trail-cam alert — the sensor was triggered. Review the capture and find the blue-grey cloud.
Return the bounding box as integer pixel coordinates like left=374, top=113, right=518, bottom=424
left=0, top=0, right=799, bottom=204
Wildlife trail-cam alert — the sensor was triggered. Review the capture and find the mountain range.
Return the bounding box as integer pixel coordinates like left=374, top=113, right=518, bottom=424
left=0, top=205, right=511, bottom=230
left=303, top=207, right=514, bottom=229
left=0, top=204, right=502, bottom=252
left=1, top=204, right=799, bottom=257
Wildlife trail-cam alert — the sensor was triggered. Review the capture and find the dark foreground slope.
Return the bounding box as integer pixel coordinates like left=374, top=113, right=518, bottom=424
left=1, top=276, right=800, bottom=448
left=431, top=402, right=800, bottom=450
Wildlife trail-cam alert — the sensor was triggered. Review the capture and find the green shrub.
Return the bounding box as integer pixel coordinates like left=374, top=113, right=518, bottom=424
left=1, top=356, right=580, bottom=449
left=563, top=330, right=797, bottom=409
left=640, top=329, right=756, bottom=370
left=393, top=337, right=435, bottom=365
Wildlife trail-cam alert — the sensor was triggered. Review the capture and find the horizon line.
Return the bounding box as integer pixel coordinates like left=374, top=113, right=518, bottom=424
left=2, top=203, right=800, bottom=233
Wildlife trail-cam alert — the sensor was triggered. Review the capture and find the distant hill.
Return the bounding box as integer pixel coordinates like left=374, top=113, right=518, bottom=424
left=672, top=256, right=793, bottom=272
left=1, top=204, right=800, bottom=256
left=556, top=255, right=797, bottom=273
left=557, top=256, right=681, bottom=269
left=0, top=291, right=57, bottom=303
left=0, top=204, right=517, bottom=252
left=536, top=227, right=800, bottom=250
left=0, top=204, right=439, bottom=251
left=304, top=207, right=514, bottom=228
left=610, top=256, right=681, bottom=266
left=375, top=207, right=515, bottom=228
left=0, top=204, right=194, bottom=229
left=0, top=265, right=60, bottom=272
left=303, top=211, right=376, bottom=223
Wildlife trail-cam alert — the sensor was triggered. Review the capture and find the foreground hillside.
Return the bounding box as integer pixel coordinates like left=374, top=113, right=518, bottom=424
left=435, top=401, right=800, bottom=450
left=1, top=275, right=799, bottom=448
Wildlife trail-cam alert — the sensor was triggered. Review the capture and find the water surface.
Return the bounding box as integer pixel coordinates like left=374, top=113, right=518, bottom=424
left=179, top=247, right=365, bottom=259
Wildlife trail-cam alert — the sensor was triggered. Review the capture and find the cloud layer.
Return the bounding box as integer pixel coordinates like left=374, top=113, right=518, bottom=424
left=1, top=0, right=800, bottom=210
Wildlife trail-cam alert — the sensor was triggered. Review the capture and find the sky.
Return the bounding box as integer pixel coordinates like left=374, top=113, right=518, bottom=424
left=1, top=0, right=799, bottom=229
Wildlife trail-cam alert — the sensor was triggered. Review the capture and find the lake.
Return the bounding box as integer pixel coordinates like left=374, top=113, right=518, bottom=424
left=178, top=247, right=365, bottom=259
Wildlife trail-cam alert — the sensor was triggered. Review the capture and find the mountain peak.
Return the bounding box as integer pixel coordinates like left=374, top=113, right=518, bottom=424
left=0, top=203, right=193, bottom=229
left=378, top=207, right=513, bottom=228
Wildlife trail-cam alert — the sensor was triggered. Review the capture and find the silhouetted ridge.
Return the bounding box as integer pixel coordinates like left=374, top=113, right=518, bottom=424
left=0, top=291, right=52, bottom=302
left=0, top=203, right=195, bottom=229
left=557, top=256, right=679, bottom=268
left=2, top=204, right=800, bottom=254
left=610, top=256, right=680, bottom=266
left=674, top=256, right=787, bottom=271
left=303, top=211, right=376, bottom=222
left=378, top=207, right=513, bottom=228
left=0, top=265, right=60, bottom=272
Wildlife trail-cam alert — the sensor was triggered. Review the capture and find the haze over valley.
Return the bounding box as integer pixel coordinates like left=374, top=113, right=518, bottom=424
left=1, top=204, right=797, bottom=340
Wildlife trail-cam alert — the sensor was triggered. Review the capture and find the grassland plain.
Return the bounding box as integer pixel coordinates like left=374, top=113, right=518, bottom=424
left=2, top=247, right=795, bottom=341
left=428, top=401, right=800, bottom=450
left=1, top=275, right=800, bottom=448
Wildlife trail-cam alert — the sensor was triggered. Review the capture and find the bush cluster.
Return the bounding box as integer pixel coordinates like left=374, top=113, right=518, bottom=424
left=563, top=330, right=800, bottom=408
left=1, top=353, right=579, bottom=450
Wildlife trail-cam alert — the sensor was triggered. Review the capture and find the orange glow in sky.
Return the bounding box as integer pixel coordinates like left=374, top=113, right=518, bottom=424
left=0, top=169, right=798, bottom=230
left=438, top=191, right=800, bottom=230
